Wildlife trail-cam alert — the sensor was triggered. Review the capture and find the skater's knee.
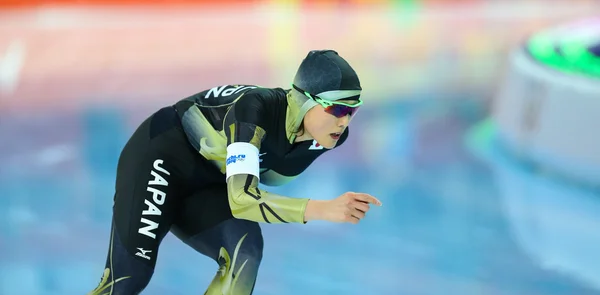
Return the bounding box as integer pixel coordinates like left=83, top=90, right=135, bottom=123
left=88, top=266, right=153, bottom=295
left=206, top=232, right=262, bottom=295
left=233, top=230, right=263, bottom=266
left=89, top=225, right=156, bottom=295
left=232, top=222, right=264, bottom=265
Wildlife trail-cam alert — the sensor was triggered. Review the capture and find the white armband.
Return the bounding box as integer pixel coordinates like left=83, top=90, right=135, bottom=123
left=225, top=142, right=260, bottom=181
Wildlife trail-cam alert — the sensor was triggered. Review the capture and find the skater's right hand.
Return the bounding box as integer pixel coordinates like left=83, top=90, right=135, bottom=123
left=304, top=192, right=382, bottom=224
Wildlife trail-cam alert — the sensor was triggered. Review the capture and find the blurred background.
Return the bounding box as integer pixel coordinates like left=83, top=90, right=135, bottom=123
left=1, top=0, right=600, bottom=294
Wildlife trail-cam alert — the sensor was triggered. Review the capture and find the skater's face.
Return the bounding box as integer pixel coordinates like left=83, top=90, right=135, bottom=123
left=302, top=99, right=360, bottom=149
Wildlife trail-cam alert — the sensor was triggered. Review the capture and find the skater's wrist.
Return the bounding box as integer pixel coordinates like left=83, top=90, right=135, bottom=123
left=304, top=199, right=327, bottom=222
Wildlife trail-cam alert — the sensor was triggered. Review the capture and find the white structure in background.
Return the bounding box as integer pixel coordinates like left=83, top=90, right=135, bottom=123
left=492, top=17, right=600, bottom=188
